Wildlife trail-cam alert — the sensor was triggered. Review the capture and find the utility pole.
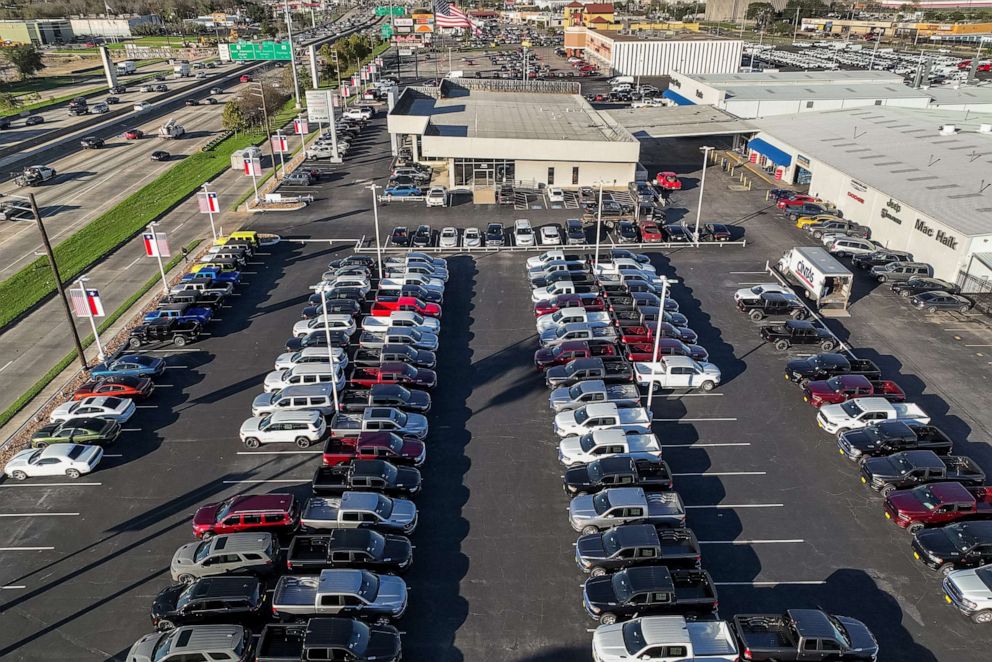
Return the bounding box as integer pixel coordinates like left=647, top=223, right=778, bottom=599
left=283, top=0, right=302, bottom=108
left=251, top=82, right=280, bottom=179
left=694, top=146, right=714, bottom=246
left=30, top=193, right=87, bottom=369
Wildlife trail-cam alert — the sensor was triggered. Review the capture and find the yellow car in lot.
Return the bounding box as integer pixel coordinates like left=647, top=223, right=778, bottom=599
left=795, top=213, right=839, bottom=229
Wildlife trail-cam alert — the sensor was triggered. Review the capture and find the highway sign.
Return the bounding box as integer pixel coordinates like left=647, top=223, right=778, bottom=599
left=223, top=40, right=293, bottom=61
left=381, top=25, right=394, bottom=39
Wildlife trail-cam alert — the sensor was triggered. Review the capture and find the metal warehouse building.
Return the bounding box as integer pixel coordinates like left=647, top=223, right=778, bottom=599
left=570, top=28, right=743, bottom=77
left=748, top=107, right=992, bottom=289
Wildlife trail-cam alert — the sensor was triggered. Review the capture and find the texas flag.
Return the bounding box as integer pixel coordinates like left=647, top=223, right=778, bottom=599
left=142, top=231, right=171, bottom=258
left=71, top=288, right=105, bottom=318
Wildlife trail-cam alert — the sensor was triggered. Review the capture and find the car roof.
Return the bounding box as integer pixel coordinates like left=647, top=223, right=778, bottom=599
left=603, top=487, right=647, bottom=507
left=341, top=491, right=389, bottom=511
left=304, top=617, right=363, bottom=648
left=760, top=292, right=789, bottom=303
left=590, top=429, right=629, bottom=445
left=274, top=383, right=336, bottom=397
left=328, top=528, right=381, bottom=550
left=611, top=523, right=660, bottom=548
left=207, top=533, right=272, bottom=553
left=785, top=319, right=816, bottom=330
left=187, top=576, right=260, bottom=600
left=162, top=625, right=246, bottom=655
left=225, top=494, right=295, bottom=514
left=595, top=455, right=638, bottom=473
left=898, top=450, right=946, bottom=469
left=834, top=374, right=871, bottom=387
left=268, top=409, right=323, bottom=423
left=927, top=482, right=976, bottom=503
left=38, top=443, right=84, bottom=457
left=623, top=565, right=674, bottom=592
left=787, top=609, right=841, bottom=638
left=317, top=569, right=365, bottom=595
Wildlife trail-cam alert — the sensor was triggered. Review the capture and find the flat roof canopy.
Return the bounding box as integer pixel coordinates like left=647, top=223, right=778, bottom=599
left=606, top=105, right=752, bottom=138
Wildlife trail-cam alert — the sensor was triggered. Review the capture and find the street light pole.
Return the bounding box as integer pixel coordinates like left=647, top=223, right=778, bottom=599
left=693, top=146, right=714, bottom=247
left=367, top=183, right=383, bottom=276
left=317, top=286, right=340, bottom=412
left=29, top=193, right=87, bottom=369
left=147, top=223, right=170, bottom=294
left=252, top=82, right=280, bottom=180
left=644, top=277, right=670, bottom=413
left=283, top=0, right=302, bottom=108
left=594, top=180, right=604, bottom=267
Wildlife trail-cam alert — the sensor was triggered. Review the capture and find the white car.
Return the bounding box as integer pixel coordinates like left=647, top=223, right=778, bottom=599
left=133, top=102, right=149, bottom=111
left=438, top=227, right=459, bottom=247
left=539, top=225, right=561, bottom=246
left=240, top=410, right=327, bottom=449
left=5, top=443, right=104, bottom=480
left=263, top=364, right=345, bottom=393
left=291, top=314, right=357, bottom=339
left=426, top=187, right=447, bottom=207
left=631, top=98, right=663, bottom=108
left=546, top=187, right=565, bottom=203
left=513, top=219, right=535, bottom=247
left=50, top=396, right=136, bottom=423
left=343, top=106, right=373, bottom=120
left=274, top=347, right=347, bottom=371
left=733, top=283, right=799, bottom=303
left=463, top=227, right=482, bottom=247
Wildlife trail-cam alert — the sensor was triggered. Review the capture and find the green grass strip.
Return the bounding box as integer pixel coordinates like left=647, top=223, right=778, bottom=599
left=0, top=239, right=201, bottom=431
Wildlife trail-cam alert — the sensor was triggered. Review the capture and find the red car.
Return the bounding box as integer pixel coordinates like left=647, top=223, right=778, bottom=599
left=884, top=483, right=992, bottom=533
left=73, top=375, right=153, bottom=400
left=638, top=221, right=663, bottom=243
left=802, top=374, right=906, bottom=408
left=124, top=129, right=143, bottom=140
left=655, top=172, right=682, bottom=190
left=534, top=294, right=607, bottom=317
left=372, top=296, right=442, bottom=319
left=192, top=493, right=299, bottom=539
left=776, top=194, right=818, bottom=209
left=348, top=362, right=437, bottom=388
left=625, top=339, right=708, bottom=363
left=620, top=322, right=697, bottom=345
left=240, top=74, right=253, bottom=83
left=533, top=339, right=618, bottom=370
left=322, top=432, right=426, bottom=467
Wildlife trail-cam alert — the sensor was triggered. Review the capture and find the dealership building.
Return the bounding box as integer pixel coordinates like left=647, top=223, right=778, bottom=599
left=747, top=107, right=992, bottom=287
left=565, top=27, right=743, bottom=77
left=387, top=80, right=640, bottom=193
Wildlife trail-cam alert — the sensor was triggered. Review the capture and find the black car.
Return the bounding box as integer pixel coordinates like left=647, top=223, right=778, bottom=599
left=285, top=530, right=413, bottom=573
left=785, top=352, right=881, bottom=385
left=301, top=298, right=362, bottom=319
left=617, top=221, right=640, bottom=244
left=24, top=115, right=44, bottom=126
left=759, top=319, right=836, bottom=351
left=582, top=566, right=718, bottom=623
left=109, top=85, right=127, bottom=94
left=390, top=226, right=410, bottom=247
left=563, top=457, right=673, bottom=496
left=154, top=83, right=168, bottom=92
left=128, top=318, right=201, bottom=348
left=307, top=288, right=368, bottom=307
left=328, top=256, right=376, bottom=271
left=412, top=225, right=433, bottom=247
left=701, top=223, right=732, bottom=241
left=397, top=284, right=442, bottom=304
left=891, top=277, right=960, bottom=298
left=150, top=150, right=170, bottom=161
left=851, top=249, right=913, bottom=270
left=80, top=136, right=104, bottom=149
left=912, top=521, right=992, bottom=574
left=485, top=223, right=505, bottom=246
left=575, top=524, right=701, bottom=576
left=910, top=291, right=972, bottom=313
left=105, top=95, right=120, bottom=104
left=311, top=460, right=423, bottom=498
left=837, top=421, right=954, bottom=462
left=662, top=224, right=692, bottom=243
left=185, top=98, right=199, bottom=106
left=286, top=329, right=353, bottom=352
left=151, top=577, right=264, bottom=631
left=737, top=292, right=808, bottom=321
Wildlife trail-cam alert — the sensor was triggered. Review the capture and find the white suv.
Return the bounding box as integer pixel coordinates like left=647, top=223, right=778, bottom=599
left=240, top=410, right=326, bottom=448
left=513, top=219, right=535, bottom=247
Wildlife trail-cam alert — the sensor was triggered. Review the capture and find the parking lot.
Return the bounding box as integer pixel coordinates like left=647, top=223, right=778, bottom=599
left=3, top=109, right=992, bottom=661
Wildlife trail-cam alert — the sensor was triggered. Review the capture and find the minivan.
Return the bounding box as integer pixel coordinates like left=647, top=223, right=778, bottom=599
left=514, top=219, right=535, bottom=247
left=566, top=219, right=586, bottom=245
left=871, top=261, right=934, bottom=283
left=251, top=383, right=340, bottom=417
left=826, top=236, right=877, bottom=258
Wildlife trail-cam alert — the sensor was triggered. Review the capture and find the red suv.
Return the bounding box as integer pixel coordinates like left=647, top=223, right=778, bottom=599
left=371, top=296, right=442, bottom=319
left=192, top=494, right=299, bottom=539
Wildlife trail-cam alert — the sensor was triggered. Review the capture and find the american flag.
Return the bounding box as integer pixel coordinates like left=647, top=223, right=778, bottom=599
left=433, top=0, right=479, bottom=33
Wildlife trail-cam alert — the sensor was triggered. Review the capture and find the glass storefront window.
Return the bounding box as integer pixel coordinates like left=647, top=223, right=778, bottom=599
left=453, top=158, right=515, bottom=187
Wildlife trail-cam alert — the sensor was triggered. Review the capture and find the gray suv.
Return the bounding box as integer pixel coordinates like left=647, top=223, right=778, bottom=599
left=125, top=624, right=249, bottom=662
left=171, top=533, right=277, bottom=584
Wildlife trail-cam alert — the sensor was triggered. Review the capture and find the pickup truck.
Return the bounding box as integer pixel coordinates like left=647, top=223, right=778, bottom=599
left=533, top=294, right=607, bottom=317
left=559, top=429, right=662, bottom=466
left=536, top=307, right=612, bottom=333
left=943, top=565, right=992, bottom=624
left=912, top=521, right=992, bottom=575
left=328, top=407, right=428, bottom=440
left=531, top=281, right=601, bottom=303
left=370, top=296, right=441, bottom=318
left=837, top=421, right=954, bottom=462
left=127, top=318, right=201, bottom=348
left=157, top=290, right=224, bottom=309
left=583, top=566, right=717, bottom=623
left=545, top=357, right=633, bottom=389
left=625, top=339, right=708, bottom=363
left=299, top=493, right=418, bottom=534
left=785, top=353, right=881, bottom=386
left=143, top=303, right=213, bottom=325
left=301, top=298, right=362, bottom=320
left=181, top=267, right=240, bottom=285
left=576, top=524, right=701, bottom=575
left=285, top=330, right=352, bottom=353
left=170, top=278, right=233, bottom=298
left=346, top=362, right=437, bottom=389
left=357, top=327, right=438, bottom=352
left=802, top=374, right=905, bottom=407
left=760, top=320, right=837, bottom=351
left=618, top=321, right=697, bottom=345
left=553, top=402, right=652, bottom=437
left=816, top=397, right=929, bottom=435
left=338, top=384, right=431, bottom=413
left=322, top=433, right=426, bottom=467
left=592, top=616, right=739, bottom=662
left=270, top=570, right=407, bottom=621
left=563, top=456, right=673, bottom=495
left=361, top=311, right=440, bottom=335
left=569, top=486, right=685, bottom=534
left=737, top=291, right=809, bottom=320
left=632, top=357, right=722, bottom=392
left=540, top=323, right=619, bottom=348
left=549, top=379, right=641, bottom=413
left=529, top=261, right=591, bottom=285
left=531, top=270, right=596, bottom=290
left=730, top=610, right=879, bottom=662
left=254, top=619, right=402, bottom=662
left=526, top=249, right=586, bottom=269
left=284, top=530, right=413, bottom=573
left=885, top=483, right=992, bottom=533
left=609, top=295, right=689, bottom=327
left=349, top=345, right=436, bottom=369
left=311, top=459, right=422, bottom=498
left=860, top=450, right=986, bottom=496
left=534, top=339, right=619, bottom=371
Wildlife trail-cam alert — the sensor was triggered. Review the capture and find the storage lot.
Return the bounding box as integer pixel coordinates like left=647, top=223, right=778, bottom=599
left=3, top=118, right=992, bottom=661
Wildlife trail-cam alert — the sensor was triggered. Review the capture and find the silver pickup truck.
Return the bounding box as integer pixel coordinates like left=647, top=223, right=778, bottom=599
left=549, top=380, right=641, bottom=413
left=271, top=569, right=407, bottom=621
left=300, top=493, right=418, bottom=534
left=569, top=487, right=685, bottom=535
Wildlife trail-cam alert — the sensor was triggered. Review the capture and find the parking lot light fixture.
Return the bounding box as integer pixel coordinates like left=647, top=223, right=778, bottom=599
left=311, top=284, right=340, bottom=412
left=594, top=180, right=604, bottom=267
left=693, top=146, right=715, bottom=247
left=367, top=183, right=383, bottom=276
left=645, top=277, right=671, bottom=412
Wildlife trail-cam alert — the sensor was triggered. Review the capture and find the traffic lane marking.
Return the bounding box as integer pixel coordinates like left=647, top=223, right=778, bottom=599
left=0, top=360, right=12, bottom=373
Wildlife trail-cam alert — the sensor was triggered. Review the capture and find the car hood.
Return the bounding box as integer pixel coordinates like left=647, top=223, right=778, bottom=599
left=569, top=494, right=597, bottom=522
left=365, top=627, right=402, bottom=660
left=285, top=337, right=305, bottom=352
left=388, top=499, right=418, bottom=527
left=947, top=568, right=992, bottom=597
left=576, top=532, right=608, bottom=561
left=251, top=393, right=276, bottom=410
left=559, top=437, right=583, bottom=463
left=554, top=409, right=577, bottom=430
left=591, top=622, right=629, bottom=660
left=171, top=541, right=199, bottom=569
left=126, top=631, right=167, bottom=662
left=835, top=616, right=879, bottom=654
left=192, top=503, right=220, bottom=528
left=5, top=449, right=36, bottom=469
left=805, top=380, right=836, bottom=396
left=584, top=575, right=618, bottom=606
left=382, top=537, right=414, bottom=565
left=818, top=403, right=850, bottom=423
left=885, top=491, right=930, bottom=517
left=540, top=327, right=564, bottom=343
left=264, top=370, right=288, bottom=390
left=534, top=347, right=557, bottom=365
left=274, top=351, right=298, bottom=370
left=376, top=574, right=408, bottom=608
left=545, top=366, right=569, bottom=382
left=151, top=584, right=184, bottom=618
left=240, top=417, right=262, bottom=435
left=915, top=528, right=962, bottom=559
left=395, top=467, right=423, bottom=490
left=407, top=390, right=432, bottom=409
left=50, top=402, right=77, bottom=419
left=862, top=455, right=905, bottom=479
left=785, top=357, right=815, bottom=375
left=548, top=385, right=574, bottom=408
left=404, top=413, right=429, bottom=435
left=31, top=422, right=60, bottom=440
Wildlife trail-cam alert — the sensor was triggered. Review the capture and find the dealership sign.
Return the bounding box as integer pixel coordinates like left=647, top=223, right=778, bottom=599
left=880, top=198, right=903, bottom=225
left=914, top=218, right=959, bottom=249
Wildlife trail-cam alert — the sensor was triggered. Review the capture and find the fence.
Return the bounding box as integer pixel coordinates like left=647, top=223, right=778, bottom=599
left=956, top=270, right=992, bottom=318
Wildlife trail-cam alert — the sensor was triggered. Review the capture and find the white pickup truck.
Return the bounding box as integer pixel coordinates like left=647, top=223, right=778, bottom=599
left=558, top=429, right=661, bottom=466
left=592, top=616, right=739, bottom=662
left=536, top=307, right=613, bottom=333
left=816, top=396, right=930, bottom=435
left=361, top=311, right=440, bottom=335
left=633, top=357, right=722, bottom=392
left=553, top=402, right=652, bottom=438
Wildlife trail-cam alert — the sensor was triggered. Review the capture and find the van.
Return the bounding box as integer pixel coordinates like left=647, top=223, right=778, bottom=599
left=251, top=383, right=340, bottom=417
left=609, top=75, right=635, bottom=86
left=514, top=219, right=535, bottom=247
left=826, top=236, right=877, bottom=258
left=124, top=625, right=251, bottom=662
left=566, top=219, right=586, bottom=245
left=871, top=261, right=933, bottom=283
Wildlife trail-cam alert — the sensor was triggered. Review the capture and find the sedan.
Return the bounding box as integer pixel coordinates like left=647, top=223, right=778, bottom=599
left=662, top=224, right=692, bottom=242
left=438, top=227, right=459, bottom=248
left=910, top=291, right=972, bottom=313
left=463, top=227, right=482, bottom=247
left=124, top=129, right=144, bottom=140
left=412, top=225, right=433, bottom=247
left=105, top=96, right=120, bottom=104
left=24, top=115, right=44, bottom=126
left=150, top=151, right=170, bottom=161
left=891, top=277, right=960, bottom=297
left=617, top=221, right=640, bottom=244
left=73, top=375, right=152, bottom=400
left=30, top=417, right=121, bottom=449
left=89, top=354, right=166, bottom=378
left=50, top=395, right=136, bottom=423
left=209, top=87, right=223, bottom=94
left=701, top=223, right=732, bottom=241
left=184, top=98, right=198, bottom=106
left=204, top=97, right=218, bottom=105
left=638, top=221, right=662, bottom=243
left=539, top=225, right=561, bottom=246
left=80, top=136, right=104, bottom=149
left=4, top=443, right=104, bottom=480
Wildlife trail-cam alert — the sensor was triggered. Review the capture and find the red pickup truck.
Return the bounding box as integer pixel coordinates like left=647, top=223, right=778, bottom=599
left=884, top=482, right=992, bottom=533
left=347, top=362, right=437, bottom=388
left=625, top=339, right=708, bottom=363
left=371, top=296, right=441, bottom=318
left=322, top=432, right=426, bottom=467
left=533, top=294, right=607, bottom=317
left=619, top=322, right=698, bottom=345
left=533, top=339, right=618, bottom=370
left=802, top=374, right=906, bottom=408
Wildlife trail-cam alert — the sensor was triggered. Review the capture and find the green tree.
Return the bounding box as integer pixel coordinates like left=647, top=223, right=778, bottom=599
left=746, top=2, right=778, bottom=20
left=0, top=92, right=21, bottom=112
left=221, top=100, right=250, bottom=131
left=1, top=44, right=45, bottom=80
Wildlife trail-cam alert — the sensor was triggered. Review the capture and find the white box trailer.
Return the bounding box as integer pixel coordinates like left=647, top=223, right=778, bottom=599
left=776, top=246, right=853, bottom=317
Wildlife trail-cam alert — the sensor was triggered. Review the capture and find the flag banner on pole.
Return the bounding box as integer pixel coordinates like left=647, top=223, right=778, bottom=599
left=243, top=157, right=262, bottom=176
left=271, top=135, right=289, bottom=153
left=71, top=288, right=105, bottom=318
left=142, top=231, right=171, bottom=257
left=197, top=191, right=220, bottom=214
left=294, top=118, right=309, bottom=135
left=433, top=0, right=481, bottom=34
left=341, top=85, right=351, bottom=97
left=369, top=64, right=377, bottom=74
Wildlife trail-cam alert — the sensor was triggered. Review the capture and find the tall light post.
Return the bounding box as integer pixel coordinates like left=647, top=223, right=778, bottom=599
left=311, top=285, right=340, bottom=412
left=693, top=146, right=714, bottom=247
left=283, top=0, right=302, bottom=108
left=593, top=180, right=605, bottom=268
left=366, top=183, right=383, bottom=276
left=249, top=82, right=281, bottom=180
left=644, top=276, right=671, bottom=413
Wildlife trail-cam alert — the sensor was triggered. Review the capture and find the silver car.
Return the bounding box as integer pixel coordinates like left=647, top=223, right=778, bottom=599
left=170, top=533, right=276, bottom=584
left=463, top=227, right=482, bottom=247
left=568, top=487, right=685, bottom=535
left=439, top=227, right=459, bottom=248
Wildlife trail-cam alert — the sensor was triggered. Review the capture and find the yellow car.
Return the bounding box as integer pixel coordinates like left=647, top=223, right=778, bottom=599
left=795, top=213, right=839, bottom=229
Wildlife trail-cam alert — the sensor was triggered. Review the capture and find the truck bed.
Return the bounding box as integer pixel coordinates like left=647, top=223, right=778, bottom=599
left=944, top=456, right=986, bottom=482
left=732, top=615, right=793, bottom=649
left=273, top=576, right=320, bottom=608
left=286, top=536, right=332, bottom=567
left=671, top=570, right=718, bottom=602
left=301, top=497, right=341, bottom=529
left=606, top=384, right=641, bottom=399
left=256, top=624, right=306, bottom=662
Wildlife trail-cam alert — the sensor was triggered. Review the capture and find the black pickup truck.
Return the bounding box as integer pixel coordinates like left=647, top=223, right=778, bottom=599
left=760, top=320, right=837, bottom=351
left=731, top=610, right=879, bottom=661
left=583, top=566, right=717, bottom=624
left=158, top=290, right=224, bottom=309
left=785, top=353, right=881, bottom=387
left=300, top=298, right=362, bottom=320
left=348, top=344, right=437, bottom=369
left=545, top=357, right=633, bottom=389
left=312, top=460, right=422, bottom=498
left=563, top=457, right=673, bottom=496
left=837, top=421, right=955, bottom=462
left=861, top=450, right=986, bottom=496
left=338, top=384, right=431, bottom=413
left=284, top=531, right=413, bottom=573
left=285, top=330, right=353, bottom=353
left=256, top=619, right=402, bottom=662
left=127, top=318, right=201, bottom=349
left=575, top=524, right=700, bottom=576
left=737, top=292, right=809, bottom=321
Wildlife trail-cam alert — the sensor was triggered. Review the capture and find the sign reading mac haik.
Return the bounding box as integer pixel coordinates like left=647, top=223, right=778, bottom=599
left=914, top=218, right=959, bottom=249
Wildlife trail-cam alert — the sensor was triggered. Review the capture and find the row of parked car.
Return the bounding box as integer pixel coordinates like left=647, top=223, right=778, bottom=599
left=302, top=104, right=374, bottom=164
left=3, top=233, right=262, bottom=480
left=118, top=253, right=454, bottom=662
left=523, top=248, right=880, bottom=660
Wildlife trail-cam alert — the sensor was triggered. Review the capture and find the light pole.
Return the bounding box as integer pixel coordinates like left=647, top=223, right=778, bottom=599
left=283, top=0, right=302, bottom=108
left=147, top=222, right=170, bottom=294
left=594, top=180, right=605, bottom=267
left=249, top=82, right=280, bottom=180
left=644, top=277, right=671, bottom=412
left=693, top=146, right=714, bottom=247
left=312, top=285, right=340, bottom=412
left=75, top=277, right=104, bottom=362
left=367, top=183, right=383, bottom=276
left=201, top=183, right=217, bottom=240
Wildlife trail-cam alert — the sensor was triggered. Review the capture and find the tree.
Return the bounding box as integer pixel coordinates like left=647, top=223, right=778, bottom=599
left=1, top=44, right=45, bottom=80
left=221, top=100, right=250, bottom=131
left=746, top=2, right=778, bottom=20
left=0, top=92, right=21, bottom=112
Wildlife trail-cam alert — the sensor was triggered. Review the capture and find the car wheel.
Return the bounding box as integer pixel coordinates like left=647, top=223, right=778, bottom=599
left=898, top=288, right=909, bottom=296
left=156, top=618, right=175, bottom=631
left=177, top=573, right=195, bottom=585
left=590, top=567, right=607, bottom=578
left=907, top=523, right=924, bottom=534
left=939, top=564, right=956, bottom=577
left=927, top=306, right=937, bottom=314
left=748, top=310, right=764, bottom=321
left=971, top=610, right=992, bottom=624
left=960, top=305, right=970, bottom=313
left=173, top=335, right=187, bottom=347
left=820, top=340, right=836, bottom=351
left=582, top=525, right=599, bottom=536
left=812, top=231, right=822, bottom=239
left=700, top=381, right=715, bottom=392
left=243, top=437, right=261, bottom=449
left=295, top=437, right=312, bottom=448
left=880, top=484, right=896, bottom=497
left=600, top=612, right=617, bottom=625
left=11, top=470, right=27, bottom=480
left=774, top=339, right=790, bottom=351
left=65, top=468, right=81, bottom=479
left=128, top=337, right=142, bottom=349
left=791, top=309, right=807, bottom=320
left=877, top=275, right=887, bottom=283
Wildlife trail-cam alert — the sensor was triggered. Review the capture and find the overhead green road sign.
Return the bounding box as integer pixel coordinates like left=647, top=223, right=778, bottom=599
left=380, top=24, right=394, bottom=39
left=375, top=7, right=405, bottom=16
left=223, top=40, right=293, bottom=61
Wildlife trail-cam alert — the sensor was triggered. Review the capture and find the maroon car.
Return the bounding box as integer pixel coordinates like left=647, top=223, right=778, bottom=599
left=533, top=339, right=619, bottom=370
left=323, top=432, right=426, bottom=467
left=534, top=294, right=608, bottom=317
left=884, top=482, right=992, bottom=533
left=624, top=339, right=708, bottom=363
left=347, top=362, right=437, bottom=388
left=192, top=493, right=299, bottom=539
left=802, top=374, right=905, bottom=408
left=73, top=375, right=153, bottom=400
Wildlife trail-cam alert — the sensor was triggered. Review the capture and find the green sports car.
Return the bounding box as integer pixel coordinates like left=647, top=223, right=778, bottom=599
left=30, top=417, right=121, bottom=449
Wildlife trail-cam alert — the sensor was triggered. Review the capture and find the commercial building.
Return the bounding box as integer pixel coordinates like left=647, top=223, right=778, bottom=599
left=69, top=14, right=162, bottom=39
left=667, top=70, right=932, bottom=118
left=747, top=107, right=992, bottom=286
left=0, top=18, right=73, bottom=45
left=563, top=2, right=615, bottom=28
left=387, top=79, right=640, bottom=192
left=704, top=0, right=787, bottom=22
left=570, top=28, right=742, bottom=76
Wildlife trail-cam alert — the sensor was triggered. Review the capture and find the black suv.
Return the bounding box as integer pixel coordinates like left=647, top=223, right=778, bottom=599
left=737, top=292, right=808, bottom=321
left=760, top=320, right=836, bottom=351
left=485, top=223, right=505, bottom=246
left=128, top=317, right=201, bottom=348
left=851, top=249, right=913, bottom=270
left=412, top=225, right=433, bottom=247
left=151, top=576, right=264, bottom=631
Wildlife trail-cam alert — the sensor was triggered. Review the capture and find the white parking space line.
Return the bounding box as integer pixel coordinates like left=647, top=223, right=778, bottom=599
left=0, top=546, right=55, bottom=551
left=729, top=271, right=768, bottom=274
left=164, top=365, right=190, bottom=369
left=654, top=393, right=724, bottom=398
left=222, top=479, right=309, bottom=484
left=661, top=442, right=751, bottom=448
left=0, top=512, right=79, bottom=517
left=121, top=428, right=141, bottom=432
left=0, top=482, right=101, bottom=487
left=0, top=360, right=12, bottom=373
left=135, top=405, right=158, bottom=409
left=235, top=451, right=323, bottom=455
left=699, top=539, right=804, bottom=545
left=673, top=471, right=766, bottom=477
left=714, top=580, right=826, bottom=587
left=964, top=344, right=992, bottom=347
left=684, top=503, right=784, bottom=509
left=652, top=417, right=738, bottom=422
left=102, top=454, right=123, bottom=458
left=0, top=585, right=26, bottom=590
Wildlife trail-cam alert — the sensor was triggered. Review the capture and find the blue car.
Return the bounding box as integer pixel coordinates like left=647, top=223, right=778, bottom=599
left=143, top=303, right=213, bottom=325
left=89, top=354, right=166, bottom=378
left=385, top=185, right=423, bottom=197
left=181, top=268, right=240, bottom=285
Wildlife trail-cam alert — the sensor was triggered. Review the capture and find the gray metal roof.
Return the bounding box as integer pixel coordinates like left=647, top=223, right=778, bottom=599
left=927, top=85, right=992, bottom=107
left=607, top=104, right=752, bottom=138
left=723, top=83, right=930, bottom=102
left=750, top=107, right=992, bottom=237
left=691, top=70, right=904, bottom=86
left=318, top=569, right=364, bottom=595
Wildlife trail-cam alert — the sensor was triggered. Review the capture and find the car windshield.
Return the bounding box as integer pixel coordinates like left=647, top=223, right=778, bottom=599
left=611, top=571, right=635, bottom=602
left=950, top=526, right=979, bottom=552
left=840, top=400, right=865, bottom=417
left=554, top=326, right=570, bottom=339
left=347, top=622, right=371, bottom=653
left=578, top=433, right=597, bottom=453
left=601, top=529, right=622, bottom=556
left=66, top=445, right=85, bottom=460
left=750, top=285, right=768, bottom=295
left=592, top=491, right=613, bottom=515
left=913, top=485, right=940, bottom=510
left=621, top=621, right=647, bottom=654
left=574, top=408, right=589, bottom=424
left=892, top=454, right=915, bottom=474
left=826, top=376, right=845, bottom=391
left=373, top=494, right=394, bottom=518
left=567, top=383, right=587, bottom=400
left=366, top=531, right=385, bottom=556
left=563, top=362, right=579, bottom=376
left=976, top=566, right=992, bottom=590
left=151, top=632, right=175, bottom=662
left=175, top=584, right=195, bottom=611
left=193, top=540, right=212, bottom=563
left=357, top=571, right=380, bottom=599
left=215, top=498, right=236, bottom=521
left=586, top=461, right=604, bottom=482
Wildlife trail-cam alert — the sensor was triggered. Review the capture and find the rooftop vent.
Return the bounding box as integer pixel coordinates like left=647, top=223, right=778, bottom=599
left=939, top=124, right=957, bottom=135
left=980, top=124, right=992, bottom=134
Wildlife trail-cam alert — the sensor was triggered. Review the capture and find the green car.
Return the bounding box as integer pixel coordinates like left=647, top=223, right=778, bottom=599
left=30, top=417, right=121, bottom=449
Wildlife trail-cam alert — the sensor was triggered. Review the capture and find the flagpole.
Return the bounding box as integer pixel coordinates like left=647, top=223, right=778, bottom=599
left=148, top=223, right=169, bottom=294
left=76, top=279, right=104, bottom=361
